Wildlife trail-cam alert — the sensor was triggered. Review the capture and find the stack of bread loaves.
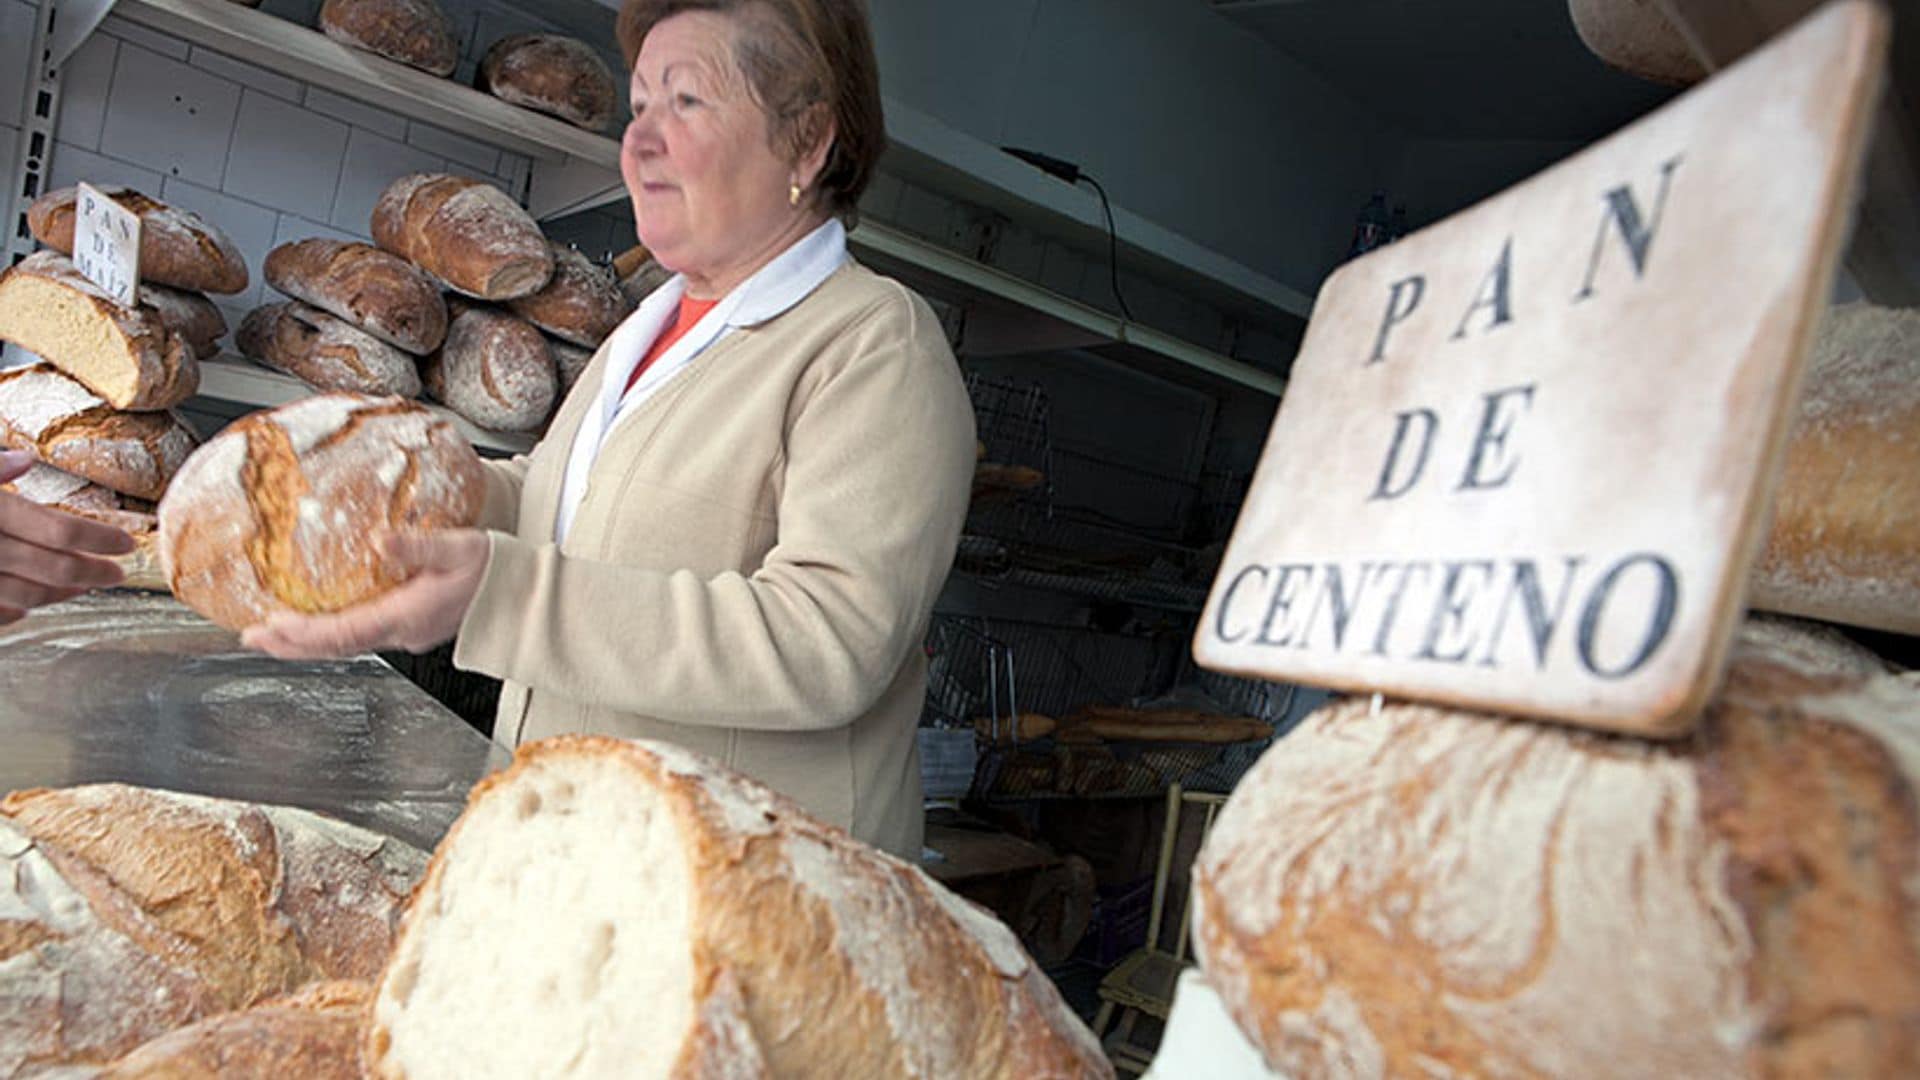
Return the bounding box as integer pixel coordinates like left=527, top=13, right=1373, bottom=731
left=0, top=185, right=248, bottom=588
left=1182, top=303, right=1920, bottom=1077
left=243, top=238, right=445, bottom=399
left=367, top=172, right=581, bottom=433
left=3, top=746, right=1115, bottom=1077
left=0, top=783, right=426, bottom=1076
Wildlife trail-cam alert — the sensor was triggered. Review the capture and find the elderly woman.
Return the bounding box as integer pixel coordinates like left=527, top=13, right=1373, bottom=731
left=244, top=0, right=975, bottom=858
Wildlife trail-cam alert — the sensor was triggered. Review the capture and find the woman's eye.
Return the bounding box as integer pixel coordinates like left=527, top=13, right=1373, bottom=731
left=674, top=93, right=700, bottom=109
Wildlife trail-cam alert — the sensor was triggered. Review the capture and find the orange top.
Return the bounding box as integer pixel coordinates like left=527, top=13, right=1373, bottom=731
left=624, top=295, right=720, bottom=395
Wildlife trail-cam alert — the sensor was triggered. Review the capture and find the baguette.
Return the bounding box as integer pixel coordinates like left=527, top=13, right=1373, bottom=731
left=266, top=238, right=449, bottom=354
left=157, top=393, right=485, bottom=632
left=0, top=251, right=201, bottom=411
left=476, top=33, right=618, bottom=131
left=366, top=736, right=1112, bottom=1079
left=27, top=185, right=249, bottom=295
left=973, top=712, right=1057, bottom=744
left=237, top=301, right=423, bottom=399
left=0, top=785, right=425, bottom=1076
left=317, top=0, right=458, bottom=77
left=371, top=174, right=552, bottom=301
left=0, top=363, right=197, bottom=500
left=1191, top=616, right=1920, bottom=1078
left=422, top=303, right=555, bottom=432
left=506, top=243, right=632, bottom=347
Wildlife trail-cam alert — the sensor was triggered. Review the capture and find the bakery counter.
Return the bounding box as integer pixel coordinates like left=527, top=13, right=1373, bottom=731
left=0, top=590, right=508, bottom=851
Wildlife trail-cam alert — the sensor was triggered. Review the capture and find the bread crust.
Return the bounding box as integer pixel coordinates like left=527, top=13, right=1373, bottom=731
left=157, top=393, right=485, bottom=632
left=506, top=243, right=631, bottom=347
left=0, top=786, right=424, bottom=1076
left=317, top=0, right=458, bottom=77
left=27, top=185, right=249, bottom=295
left=237, top=302, right=424, bottom=399
left=368, top=736, right=1114, bottom=1079
left=422, top=304, right=555, bottom=432
left=266, top=239, right=449, bottom=355
left=0, top=363, right=197, bottom=500
left=371, top=174, right=552, bottom=301
left=1191, top=618, right=1920, bottom=1078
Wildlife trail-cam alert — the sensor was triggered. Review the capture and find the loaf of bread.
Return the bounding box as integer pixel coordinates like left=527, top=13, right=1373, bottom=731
left=238, top=301, right=423, bottom=399
left=1190, top=616, right=1920, bottom=1078
left=27, top=185, right=249, bottom=295
left=1750, top=302, right=1919, bottom=634
left=0, top=363, right=197, bottom=500
left=371, top=174, right=553, bottom=300
left=101, top=980, right=369, bottom=1079
left=547, top=335, right=593, bottom=396
left=0, top=784, right=425, bottom=1076
left=140, top=282, right=228, bottom=360
left=476, top=33, right=617, bottom=131
left=0, top=251, right=201, bottom=411
left=0, top=461, right=170, bottom=591
left=1569, top=0, right=1709, bottom=86
left=317, top=0, right=457, bottom=77
left=157, top=393, right=484, bottom=632
left=1061, top=706, right=1272, bottom=745
left=367, top=736, right=1112, bottom=1079
left=506, top=243, right=632, bottom=346
left=422, top=303, right=555, bottom=432
left=266, top=238, right=449, bottom=354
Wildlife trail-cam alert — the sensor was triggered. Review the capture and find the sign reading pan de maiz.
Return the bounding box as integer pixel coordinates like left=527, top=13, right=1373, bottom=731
left=1194, top=1, right=1888, bottom=737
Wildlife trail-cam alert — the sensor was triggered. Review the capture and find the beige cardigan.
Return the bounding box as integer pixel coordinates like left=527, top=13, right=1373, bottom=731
left=452, top=261, right=975, bottom=857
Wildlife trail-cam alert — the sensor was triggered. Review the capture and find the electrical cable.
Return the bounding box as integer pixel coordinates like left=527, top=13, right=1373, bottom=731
left=1001, top=146, right=1134, bottom=322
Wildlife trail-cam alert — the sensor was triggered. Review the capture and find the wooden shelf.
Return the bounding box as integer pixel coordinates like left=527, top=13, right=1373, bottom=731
left=193, top=356, right=536, bottom=455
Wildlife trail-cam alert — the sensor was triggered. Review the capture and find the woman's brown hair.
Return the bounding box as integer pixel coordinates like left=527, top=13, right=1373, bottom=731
left=618, top=0, right=885, bottom=223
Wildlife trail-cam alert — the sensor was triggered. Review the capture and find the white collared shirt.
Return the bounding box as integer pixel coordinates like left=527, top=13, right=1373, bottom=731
left=555, top=218, right=849, bottom=543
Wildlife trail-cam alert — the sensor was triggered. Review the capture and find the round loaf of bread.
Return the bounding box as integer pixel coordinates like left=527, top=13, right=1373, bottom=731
left=27, top=185, right=249, bottom=295
left=1191, top=617, right=1920, bottom=1078
left=238, top=301, right=423, bottom=399
left=507, top=243, right=633, bottom=348
left=476, top=33, right=618, bottom=131
left=139, top=283, right=227, bottom=360
left=0, top=784, right=425, bottom=1076
left=156, top=394, right=484, bottom=632
left=423, top=304, right=555, bottom=432
left=371, top=174, right=553, bottom=301
left=266, top=239, right=448, bottom=354
left=1750, top=302, right=1920, bottom=634
left=366, top=736, right=1111, bottom=1079
left=317, top=0, right=458, bottom=77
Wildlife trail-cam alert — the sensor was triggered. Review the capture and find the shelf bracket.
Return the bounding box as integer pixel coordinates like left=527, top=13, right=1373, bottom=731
left=527, top=155, right=626, bottom=222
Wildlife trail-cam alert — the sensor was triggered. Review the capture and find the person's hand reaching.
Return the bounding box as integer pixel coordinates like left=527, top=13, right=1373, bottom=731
left=0, top=450, right=135, bottom=625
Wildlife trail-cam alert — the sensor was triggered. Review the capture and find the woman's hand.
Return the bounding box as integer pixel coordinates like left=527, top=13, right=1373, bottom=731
left=0, top=450, right=134, bottom=625
left=241, top=529, right=490, bottom=659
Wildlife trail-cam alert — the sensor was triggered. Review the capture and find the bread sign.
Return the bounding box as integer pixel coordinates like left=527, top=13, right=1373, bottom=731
left=70, top=181, right=141, bottom=306
left=1194, top=2, right=1887, bottom=736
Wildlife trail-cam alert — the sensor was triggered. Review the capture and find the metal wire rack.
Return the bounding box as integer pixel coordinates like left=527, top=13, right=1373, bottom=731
left=920, top=615, right=1297, bottom=800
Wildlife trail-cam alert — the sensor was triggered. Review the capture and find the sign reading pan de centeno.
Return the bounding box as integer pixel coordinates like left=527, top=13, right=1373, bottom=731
left=1194, top=1, right=1888, bottom=737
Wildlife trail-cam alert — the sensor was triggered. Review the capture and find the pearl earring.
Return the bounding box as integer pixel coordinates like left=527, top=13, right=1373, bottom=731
left=788, top=182, right=801, bottom=206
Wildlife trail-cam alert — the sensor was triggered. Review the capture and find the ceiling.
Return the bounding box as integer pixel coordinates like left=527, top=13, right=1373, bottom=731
left=1210, top=0, right=1680, bottom=141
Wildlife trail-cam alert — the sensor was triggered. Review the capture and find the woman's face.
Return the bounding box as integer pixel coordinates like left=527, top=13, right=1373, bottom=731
left=622, top=11, right=814, bottom=293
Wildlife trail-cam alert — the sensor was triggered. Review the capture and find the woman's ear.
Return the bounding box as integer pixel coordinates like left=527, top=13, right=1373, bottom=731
left=793, top=102, right=837, bottom=192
